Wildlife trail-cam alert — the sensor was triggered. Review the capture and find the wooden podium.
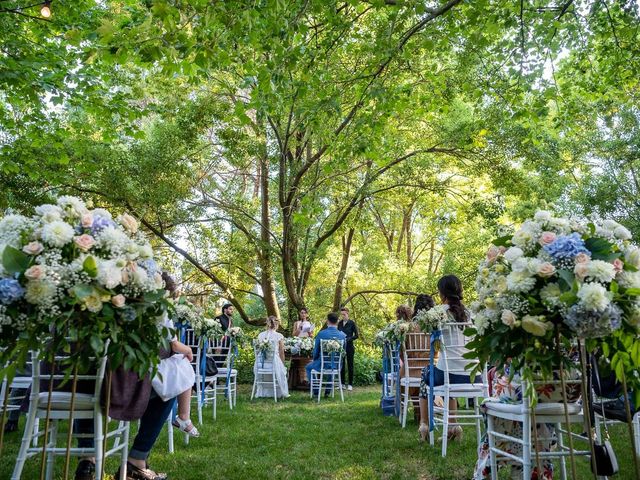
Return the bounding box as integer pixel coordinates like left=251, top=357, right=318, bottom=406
left=287, top=355, right=313, bottom=391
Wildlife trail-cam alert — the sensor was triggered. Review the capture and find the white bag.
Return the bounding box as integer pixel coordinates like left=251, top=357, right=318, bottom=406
left=151, top=354, right=195, bottom=402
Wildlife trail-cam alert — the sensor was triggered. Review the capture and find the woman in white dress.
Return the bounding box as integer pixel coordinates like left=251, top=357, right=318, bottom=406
left=292, top=307, right=315, bottom=337
left=253, top=316, right=289, bottom=398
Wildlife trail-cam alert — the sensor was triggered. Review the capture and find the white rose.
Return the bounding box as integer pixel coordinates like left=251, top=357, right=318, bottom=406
left=25, top=265, right=46, bottom=281
left=117, top=213, right=139, bottom=234
left=504, top=247, right=524, bottom=263
left=577, top=283, right=611, bottom=312
left=22, top=241, right=44, bottom=256
left=138, top=244, right=153, bottom=259
left=501, top=310, right=517, bottom=329
left=537, top=262, right=556, bottom=278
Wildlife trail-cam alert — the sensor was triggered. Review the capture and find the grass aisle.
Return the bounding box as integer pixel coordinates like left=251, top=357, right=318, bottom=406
left=1, top=385, right=636, bottom=479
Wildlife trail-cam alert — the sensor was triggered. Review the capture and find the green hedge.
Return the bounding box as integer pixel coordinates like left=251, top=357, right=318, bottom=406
left=233, top=341, right=382, bottom=386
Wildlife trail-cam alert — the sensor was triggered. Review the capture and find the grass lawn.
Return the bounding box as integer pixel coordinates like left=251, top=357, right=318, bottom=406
left=1, top=385, right=637, bottom=479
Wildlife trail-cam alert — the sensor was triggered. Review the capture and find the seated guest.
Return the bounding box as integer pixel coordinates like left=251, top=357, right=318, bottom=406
left=473, top=365, right=581, bottom=480
left=293, top=307, right=315, bottom=338
left=253, top=316, right=289, bottom=398
left=418, top=274, right=479, bottom=442
left=305, top=312, right=346, bottom=396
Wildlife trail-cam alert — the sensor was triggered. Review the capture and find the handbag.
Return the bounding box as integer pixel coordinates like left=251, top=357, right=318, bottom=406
left=589, top=355, right=619, bottom=476
left=205, top=356, right=219, bottom=376
left=151, top=354, right=195, bottom=402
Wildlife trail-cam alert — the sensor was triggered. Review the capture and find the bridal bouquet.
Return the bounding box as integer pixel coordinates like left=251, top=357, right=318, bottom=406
left=191, top=317, right=224, bottom=339
left=0, top=196, right=171, bottom=377
left=467, top=210, right=640, bottom=397
left=414, top=305, right=449, bottom=333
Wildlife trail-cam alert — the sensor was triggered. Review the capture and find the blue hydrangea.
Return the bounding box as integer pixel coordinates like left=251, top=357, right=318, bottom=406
left=562, top=303, right=622, bottom=338
left=122, top=307, right=137, bottom=322
left=0, top=278, right=25, bottom=305
left=90, top=217, right=116, bottom=235
left=543, top=233, right=589, bottom=260
left=139, top=259, right=158, bottom=276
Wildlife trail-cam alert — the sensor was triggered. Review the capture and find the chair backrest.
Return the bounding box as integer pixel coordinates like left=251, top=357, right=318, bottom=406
left=319, top=339, right=344, bottom=372
left=1, top=352, right=33, bottom=408
left=29, top=341, right=109, bottom=411
left=206, top=336, right=236, bottom=368
left=437, top=322, right=486, bottom=389
left=383, top=341, right=401, bottom=375
left=253, top=343, right=275, bottom=367
left=402, top=332, right=431, bottom=379
left=180, top=328, right=203, bottom=376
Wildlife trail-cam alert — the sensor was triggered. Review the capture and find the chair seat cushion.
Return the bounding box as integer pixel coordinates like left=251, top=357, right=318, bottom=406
left=37, top=392, right=95, bottom=411
left=485, top=401, right=581, bottom=415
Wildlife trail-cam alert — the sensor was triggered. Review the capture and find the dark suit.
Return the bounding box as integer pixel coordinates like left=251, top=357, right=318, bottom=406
left=338, top=319, right=359, bottom=386
left=215, top=313, right=232, bottom=332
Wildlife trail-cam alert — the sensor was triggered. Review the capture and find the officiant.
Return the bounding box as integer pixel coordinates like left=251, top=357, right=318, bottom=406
left=338, top=307, right=358, bottom=391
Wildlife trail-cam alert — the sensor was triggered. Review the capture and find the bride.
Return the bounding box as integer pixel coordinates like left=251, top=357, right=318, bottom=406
left=253, top=316, right=289, bottom=398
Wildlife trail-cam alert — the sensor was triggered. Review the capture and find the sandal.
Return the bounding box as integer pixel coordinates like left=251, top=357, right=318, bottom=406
left=115, top=462, right=166, bottom=480
left=172, top=415, right=200, bottom=437
left=418, top=422, right=429, bottom=442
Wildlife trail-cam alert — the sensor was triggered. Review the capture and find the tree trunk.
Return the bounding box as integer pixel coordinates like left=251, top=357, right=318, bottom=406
left=258, top=151, right=281, bottom=319
left=332, top=228, right=355, bottom=311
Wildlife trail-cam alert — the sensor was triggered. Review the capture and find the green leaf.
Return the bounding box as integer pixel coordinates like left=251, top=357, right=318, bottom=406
left=2, top=245, right=31, bottom=274
left=70, top=284, right=94, bottom=299
left=83, top=255, right=98, bottom=278
left=492, top=235, right=512, bottom=247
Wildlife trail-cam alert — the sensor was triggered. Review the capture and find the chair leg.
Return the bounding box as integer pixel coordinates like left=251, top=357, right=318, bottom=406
left=167, top=415, right=174, bottom=454
left=475, top=400, right=482, bottom=447
left=251, top=375, right=257, bottom=401
left=401, top=384, right=409, bottom=428
left=119, top=422, right=129, bottom=480
left=487, top=414, right=498, bottom=480
left=441, top=394, right=449, bottom=458
left=339, top=378, right=344, bottom=403
left=213, top=380, right=218, bottom=420
left=32, top=419, right=40, bottom=447
left=556, top=422, right=567, bottom=480
left=273, top=373, right=277, bottom=403
left=196, top=384, right=203, bottom=425
left=522, top=412, right=531, bottom=480
left=45, top=420, right=57, bottom=480
left=94, top=414, right=104, bottom=480
left=12, top=406, right=38, bottom=480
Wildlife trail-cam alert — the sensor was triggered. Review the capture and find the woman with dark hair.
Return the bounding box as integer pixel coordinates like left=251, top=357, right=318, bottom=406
left=417, top=275, right=478, bottom=442
left=292, top=307, right=314, bottom=337
left=413, top=294, right=435, bottom=317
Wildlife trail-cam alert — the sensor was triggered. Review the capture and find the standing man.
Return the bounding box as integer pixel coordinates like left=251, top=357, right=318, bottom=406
left=338, top=307, right=358, bottom=391
left=215, top=303, right=235, bottom=332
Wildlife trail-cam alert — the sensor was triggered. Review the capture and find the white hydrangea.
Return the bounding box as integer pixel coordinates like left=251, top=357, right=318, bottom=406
left=577, top=282, right=611, bottom=312
left=503, top=247, right=524, bottom=263
left=138, top=244, right=153, bottom=259
left=41, top=220, right=75, bottom=247
left=614, top=225, right=632, bottom=241
left=474, top=311, right=490, bottom=335
left=0, top=214, right=31, bottom=247
left=507, top=271, right=537, bottom=293
left=131, top=266, right=149, bottom=287
left=97, top=260, right=123, bottom=289
left=35, top=204, right=63, bottom=223
left=511, top=257, right=530, bottom=273
left=602, top=219, right=620, bottom=231
left=548, top=217, right=571, bottom=233
left=512, top=221, right=542, bottom=251
left=534, top=210, right=552, bottom=222
left=585, top=260, right=616, bottom=283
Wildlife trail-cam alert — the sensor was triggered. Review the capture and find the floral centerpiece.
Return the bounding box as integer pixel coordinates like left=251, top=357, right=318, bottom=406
left=226, top=326, right=248, bottom=347
left=0, top=196, right=172, bottom=377
left=413, top=304, right=449, bottom=333
left=284, top=337, right=314, bottom=356
left=323, top=339, right=343, bottom=354
left=253, top=337, right=273, bottom=366
left=374, top=320, right=414, bottom=346
left=467, top=210, right=640, bottom=402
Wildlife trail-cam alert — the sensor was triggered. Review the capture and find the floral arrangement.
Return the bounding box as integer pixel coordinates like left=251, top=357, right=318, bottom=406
left=0, top=196, right=171, bottom=377
left=467, top=210, right=640, bottom=399
left=253, top=337, right=273, bottom=355
left=284, top=337, right=314, bottom=356
left=374, top=320, right=414, bottom=346
left=414, top=305, right=449, bottom=333
left=226, top=326, right=248, bottom=346
left=191, top=317, right=224, bottom=339
left=323, top=339, right=343, bottom=354
left=173, top=300, right=202, bottom=327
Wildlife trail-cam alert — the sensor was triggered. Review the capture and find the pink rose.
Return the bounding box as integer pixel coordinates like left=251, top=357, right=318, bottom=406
left=25, top=265, right=45, bottom=280
left=111, top=294, right=126, bottom=308
left=22, top=241, right=44, bottom=256
left=574, top=262, right=589, bottom=281
left=81, top=213, right=94, bottom=229
left=74, top=234, right=95, bottom=252
left=612, top=258, right=624, bottom=273
left=539, top=231, right=557, bottom=245
left=575, top=253, right=591, bottom=264
left=537, top=262, right=556, bottom=278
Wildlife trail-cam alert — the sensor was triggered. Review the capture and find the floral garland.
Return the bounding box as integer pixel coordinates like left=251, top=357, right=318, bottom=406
left=0, top=196, right=171, bottom=377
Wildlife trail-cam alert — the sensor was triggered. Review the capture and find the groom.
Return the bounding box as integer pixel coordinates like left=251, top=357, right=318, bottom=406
left=306, top=312, right=346, bottom=396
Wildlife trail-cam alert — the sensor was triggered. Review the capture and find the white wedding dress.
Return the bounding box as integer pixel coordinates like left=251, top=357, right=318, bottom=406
left=253, top=330, right=289, bottom=398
